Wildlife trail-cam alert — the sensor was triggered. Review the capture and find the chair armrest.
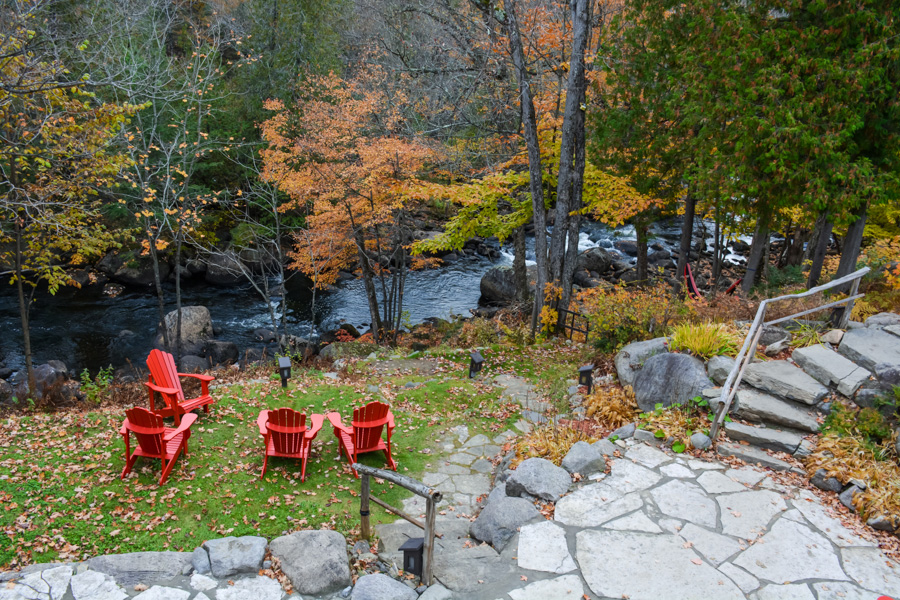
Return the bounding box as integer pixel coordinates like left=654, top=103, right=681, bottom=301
left=387, top=411, right=396, bottom=432
left=307, top=414, right=326, bottom=439
left=119, top=421, right=129, bottom=436
left=144, top=381, right=180, bottom=397
left=326, top=412, right=351, bottom=435
left=179, top=373, right=214, bottom=382
left=164, top=413, right=198, bottom=441
left=257, top=411, right=270, bottom=437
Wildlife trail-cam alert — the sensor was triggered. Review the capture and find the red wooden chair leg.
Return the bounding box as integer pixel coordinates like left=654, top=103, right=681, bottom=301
left=159, top=451, right=178, bottom=485
left=121, top=452, right=138, bottom=480
left=384, top=449, right=397, bottom=471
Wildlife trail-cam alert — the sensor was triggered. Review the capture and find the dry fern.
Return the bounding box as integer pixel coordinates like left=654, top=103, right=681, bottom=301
left=584, top=385, right=639, bottom=428
left=512, top=424, right=599, bottom=467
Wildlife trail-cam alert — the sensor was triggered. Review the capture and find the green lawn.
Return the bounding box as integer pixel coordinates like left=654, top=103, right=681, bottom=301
left=0, top=343, right=588, bottom=569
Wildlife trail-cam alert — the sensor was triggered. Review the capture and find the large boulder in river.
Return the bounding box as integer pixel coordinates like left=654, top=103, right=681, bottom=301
left=156, top=306, right=214, bottom=355
left=480, top=266, right=535, bottom=304
left=98, top=251, right=169, bottom=286
left=614, top=337, right=668, bottom=387
left=205, top=252, right=245, bottom=285
left=576, top=247, right=614, bottom=276
left=633, top=353, right=712, bottom=411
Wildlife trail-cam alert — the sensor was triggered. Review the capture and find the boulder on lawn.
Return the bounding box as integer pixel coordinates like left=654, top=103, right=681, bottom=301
left=87, top=552, right=192, bottom=587
left=505, top=458, right=571, bottom=502
left=469, top=492, right=540, bottom=550
left=351, top=574, right=417, bottom=600
left=633, top=353, right=711, bottom=412
left=269, top=530, right=351, bottom=596
left=203, top=536, right=268, bottom=578
left=11, top=362, right=69, bottom=402
left=614, top=337, right=668, bottom=387
left=576, top=247, right=614, bottom=276
left=561, top=441, right=606, bottom=476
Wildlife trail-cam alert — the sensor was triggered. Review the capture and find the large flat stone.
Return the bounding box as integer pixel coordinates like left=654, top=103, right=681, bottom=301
left=733, top=519, right=848, bottom=582
left=625, top=444, right=671, bottom=469
left=840, top=547, right=900, bottom=597
left=755, top=584, right=815, bottom=600
left=555, top=485, right=643, bottom=527
left=576, top=530, right=744, bottom=600
left=351, top=574, right=417, bottom=600
left=696, top=470, right=747, bottom=494
left=792, top=490, right=875, bottom=547
left=269, top=530, right=350, bottom=596
left=214, top=576, right=283, bottom=600
left=813, top=582, right=881, bottom=600
left=839, top=328, right=900, bottom=371
left=86, top=552, right=192, bottom=588
left=134, top=587, right=190, bottom=600
left=603, top=457, right=661, bottom=493
left=603, top=511, right=662, bottom=533
left=793, top=344, right=871, bottom=396
left=743, top=361, right=829, bottom=404
left=649, top=480, right=717, bottom=528
left=69, top=571, right=127, bottom=600
left=732, top=388, right=821, bottom=433
left=723, top=422, right=803, bottom=454
left=677, top=523, right=742, bottom=566
left=719, top=563, right=759, bottom=594
left=717, top=490, right=787, bottom=539
left=433, top=544, right=515, bottom=592
left=517, top=521, right=576, bottom=574
left=716, top=442, right=797, bottom=472
left=508, top=575, right=584, bottom=600
left=1, top=565, right=72, bottom=600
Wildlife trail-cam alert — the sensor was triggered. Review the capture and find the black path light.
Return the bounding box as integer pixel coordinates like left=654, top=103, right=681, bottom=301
left=469, top=351, right=484, bottom=379
left=579, top=364, right=593, bottom=394
left=278, top=356, right=292, bottom=388
left=398, top=537, right=424, bottom=577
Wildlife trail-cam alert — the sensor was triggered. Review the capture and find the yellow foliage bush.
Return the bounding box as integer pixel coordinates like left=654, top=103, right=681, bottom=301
left=669, top=322, right=740, bottom=359
left=457, top=318, right=498, bottom=346
left=513, top=423, right=598, bottom=467
left=862, top=236, right=900, bottom=290
left=584, top=385, right=638, bottom=428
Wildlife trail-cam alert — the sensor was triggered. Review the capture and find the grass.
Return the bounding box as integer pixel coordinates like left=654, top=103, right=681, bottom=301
left=0, top=341, right=586, bottom=569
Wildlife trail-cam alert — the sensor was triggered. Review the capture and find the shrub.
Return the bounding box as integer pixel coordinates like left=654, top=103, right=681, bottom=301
left=584, top=385, right=638, bottom=428
left=575, top=283, right=685, bottom=353
left=513, top=423, right=598, bottom=467
left=669, top=322, right=740, bottom=359
left=79, top=365, right=115, bottom=404
left=824, top=403, right=892, bottom=444
left=457, top=317, right=499, bottom=346
left=638, top=396, right=715, bottom=453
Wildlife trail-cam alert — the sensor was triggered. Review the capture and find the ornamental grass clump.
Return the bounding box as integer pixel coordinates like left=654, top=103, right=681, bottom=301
left=806, top=403, right=900, bottom=527
left=513, top=423, right=598, bottom=467
left=584, top=385, right=638, bottom=429
left=669, top=321, right=740, bottom=360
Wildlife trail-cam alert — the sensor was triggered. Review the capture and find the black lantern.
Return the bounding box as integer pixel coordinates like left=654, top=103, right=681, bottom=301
left=398, top=537, right=424, bottom=577
left=278, top=356, right=292, bottom=388
left=469, top=351, right=484, bottom=379
left=579, top=364, right=593, bottom=394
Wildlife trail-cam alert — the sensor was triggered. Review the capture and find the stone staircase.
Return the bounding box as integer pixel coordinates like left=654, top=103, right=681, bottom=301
left=707, top=313, right=900, bottom=470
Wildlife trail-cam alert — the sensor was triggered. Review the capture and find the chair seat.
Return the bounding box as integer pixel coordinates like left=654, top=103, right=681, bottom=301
left=132, top=432, right=186, bottom=460
left=336, top=429, right=388, bottom=456
left=265, top=437, right=312, bottom=459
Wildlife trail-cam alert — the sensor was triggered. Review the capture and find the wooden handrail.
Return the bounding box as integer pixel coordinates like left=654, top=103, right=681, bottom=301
left=709, top=267, right=869, bottom=441
left=353, top=463, right=440, bottom=586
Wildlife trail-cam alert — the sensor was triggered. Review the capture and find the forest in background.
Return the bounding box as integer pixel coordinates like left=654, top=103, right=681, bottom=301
left=1, top=0, right=899, bottom=398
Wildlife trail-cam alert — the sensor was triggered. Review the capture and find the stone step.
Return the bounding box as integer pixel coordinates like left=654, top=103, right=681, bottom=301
left=839, top=327, right=900, bottom=371
left=707, top=387, right=821, bottom=433
left=742, top=360, right=829, bottom=405
left=716, top=442, right=801, bottom=473
left=792, top=343, right=871, bottom=396
left=723, top=422, right=804, bottom=455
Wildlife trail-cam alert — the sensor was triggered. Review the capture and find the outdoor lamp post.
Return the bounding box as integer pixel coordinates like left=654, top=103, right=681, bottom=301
left=469, top=351, right=484, bottom=379
left=398, top=537, right=424, bottom=577
left=278, top=356, right=292, bottom=388
left=579, top=364, right=593, bottom=394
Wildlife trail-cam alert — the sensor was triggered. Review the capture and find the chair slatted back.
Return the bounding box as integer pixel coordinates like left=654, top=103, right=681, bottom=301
left=147, top=349, right=185, bottom=403
left=266, top=408, right=307, bottom=455
left=351, top=402, right=390, bottom=450
left=126, top=407, right=166, bottom=455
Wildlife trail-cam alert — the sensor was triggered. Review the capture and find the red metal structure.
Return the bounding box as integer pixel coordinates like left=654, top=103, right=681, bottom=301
left=257, top=408, right=325, bottom=481
left=327, top=401, right=397, bottom=477
left=145, top=349, right=215, bottom=425
left=120, top=406, right=196, bottom=485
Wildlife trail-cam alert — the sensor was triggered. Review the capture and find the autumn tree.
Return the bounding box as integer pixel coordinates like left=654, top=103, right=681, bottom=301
left=261, top=71, right=440, bottom=342
left=0, top=5, right=135, bottom=397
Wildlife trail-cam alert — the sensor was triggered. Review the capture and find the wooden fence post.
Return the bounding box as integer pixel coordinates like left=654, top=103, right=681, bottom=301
left=423, top=496, right=436, bottom=586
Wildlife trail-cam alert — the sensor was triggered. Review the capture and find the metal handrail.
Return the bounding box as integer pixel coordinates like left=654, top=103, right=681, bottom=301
left=709, top=267, right=870, bottom=441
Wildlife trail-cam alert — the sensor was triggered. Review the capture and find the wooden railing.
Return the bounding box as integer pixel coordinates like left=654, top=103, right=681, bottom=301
left=709, top=267, right=870, bottom=441
left=353, top=463, right=443, bottom=586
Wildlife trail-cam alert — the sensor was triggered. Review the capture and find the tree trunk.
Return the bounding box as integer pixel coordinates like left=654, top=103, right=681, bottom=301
left=834, top=202, right=868, bottom=292
left=712, top=204, right=722, bottom=287
left=741, top=215, right=770, bottom=296
left=174, top=236, right=183, bottom=367
left=504, top=0, right=548, bottom=336
left=548, top=0, right=591, bottom=285
left=14, top=218, right=36, bottom=399
left=784, top=225, right=807, bottom=267
left=636, top=221, right=649, bottom=284
left=673, top=192, right=696, bottom=294
left=147, top=227, right=169, bottom=351
left=354, top=229, right=382, bottom=340
left=806, top=211, right=833, bottom=289
left=513, top=225, right=527, bottom=302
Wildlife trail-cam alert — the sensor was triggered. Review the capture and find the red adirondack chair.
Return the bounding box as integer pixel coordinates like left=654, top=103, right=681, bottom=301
left=120, top=406, right=196, bottom=485
left=145, top=349, right=215, bottom=425
left=327, top=401, right=397, bottom=477
left=257, top=408, right=325, bottom=481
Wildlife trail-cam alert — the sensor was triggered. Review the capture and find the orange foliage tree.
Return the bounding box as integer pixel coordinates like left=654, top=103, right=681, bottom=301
left=260, top=71, right=441, bottom=341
